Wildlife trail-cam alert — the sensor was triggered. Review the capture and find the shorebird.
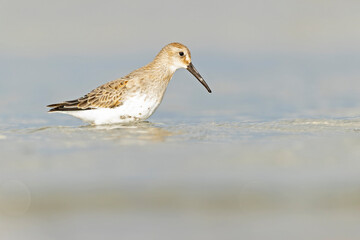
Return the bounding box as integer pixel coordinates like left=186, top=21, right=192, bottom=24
left=47, top=42, right=212, bottom=125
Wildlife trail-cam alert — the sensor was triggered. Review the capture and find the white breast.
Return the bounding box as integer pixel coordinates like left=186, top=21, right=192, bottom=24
left=62, top=94, right=162, bottom=125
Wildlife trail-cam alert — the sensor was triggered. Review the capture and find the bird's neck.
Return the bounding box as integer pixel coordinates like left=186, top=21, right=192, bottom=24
left=145, top=59, right=176, bottom=82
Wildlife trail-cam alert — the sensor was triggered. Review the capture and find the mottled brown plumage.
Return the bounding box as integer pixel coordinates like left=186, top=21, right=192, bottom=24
left=47, top=79, right=129, bottom=111
left=47, top=42, right=211, bottom=124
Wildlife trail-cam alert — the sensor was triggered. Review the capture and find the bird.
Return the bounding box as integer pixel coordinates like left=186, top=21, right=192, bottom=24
left=47, top=42, right=212, bottom=125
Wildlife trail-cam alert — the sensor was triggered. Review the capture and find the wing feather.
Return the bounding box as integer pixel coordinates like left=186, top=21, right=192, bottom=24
left=47, top=79, right=128, bottom=112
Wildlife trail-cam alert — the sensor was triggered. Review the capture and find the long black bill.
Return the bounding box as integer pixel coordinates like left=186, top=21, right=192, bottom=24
left=186, top=62, right=212, bottom=93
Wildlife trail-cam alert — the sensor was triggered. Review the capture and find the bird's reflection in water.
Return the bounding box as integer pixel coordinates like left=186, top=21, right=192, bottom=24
left=81, top=121, right=176, bottom=144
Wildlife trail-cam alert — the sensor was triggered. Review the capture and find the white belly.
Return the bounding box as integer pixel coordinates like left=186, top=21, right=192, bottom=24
left=61, top=94, right=161, bottom=125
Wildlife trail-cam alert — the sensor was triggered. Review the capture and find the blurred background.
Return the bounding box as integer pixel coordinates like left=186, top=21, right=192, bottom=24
left=1, top=0, right=360, bottom=239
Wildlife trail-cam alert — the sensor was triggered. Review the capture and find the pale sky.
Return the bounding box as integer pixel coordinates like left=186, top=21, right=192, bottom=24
left=1, top=0, right=360, bottom=56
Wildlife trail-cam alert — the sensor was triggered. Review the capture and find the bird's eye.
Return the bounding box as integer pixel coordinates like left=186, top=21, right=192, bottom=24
left=179, top=52, right=184, bottom=56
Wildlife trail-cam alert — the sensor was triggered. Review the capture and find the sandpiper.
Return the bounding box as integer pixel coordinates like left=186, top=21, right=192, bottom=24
left=47, top=42, right=212, bottom=125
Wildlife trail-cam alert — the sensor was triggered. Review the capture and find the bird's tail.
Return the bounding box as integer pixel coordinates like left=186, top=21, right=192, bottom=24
left=47, top=99, right=90, bottom=112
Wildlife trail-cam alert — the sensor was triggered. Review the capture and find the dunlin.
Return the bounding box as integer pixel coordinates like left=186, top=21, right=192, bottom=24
left=47, top=42, right=211, bottom=125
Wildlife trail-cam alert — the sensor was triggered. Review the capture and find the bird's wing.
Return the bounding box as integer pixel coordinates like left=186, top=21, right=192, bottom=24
left=47, top=79, right=129, bottom=112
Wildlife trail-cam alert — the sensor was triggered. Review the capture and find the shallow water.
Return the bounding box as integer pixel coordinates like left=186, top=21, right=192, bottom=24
left=1, top=117, right=360, bottom=239
left=1, top=53, right=360, bottom=239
